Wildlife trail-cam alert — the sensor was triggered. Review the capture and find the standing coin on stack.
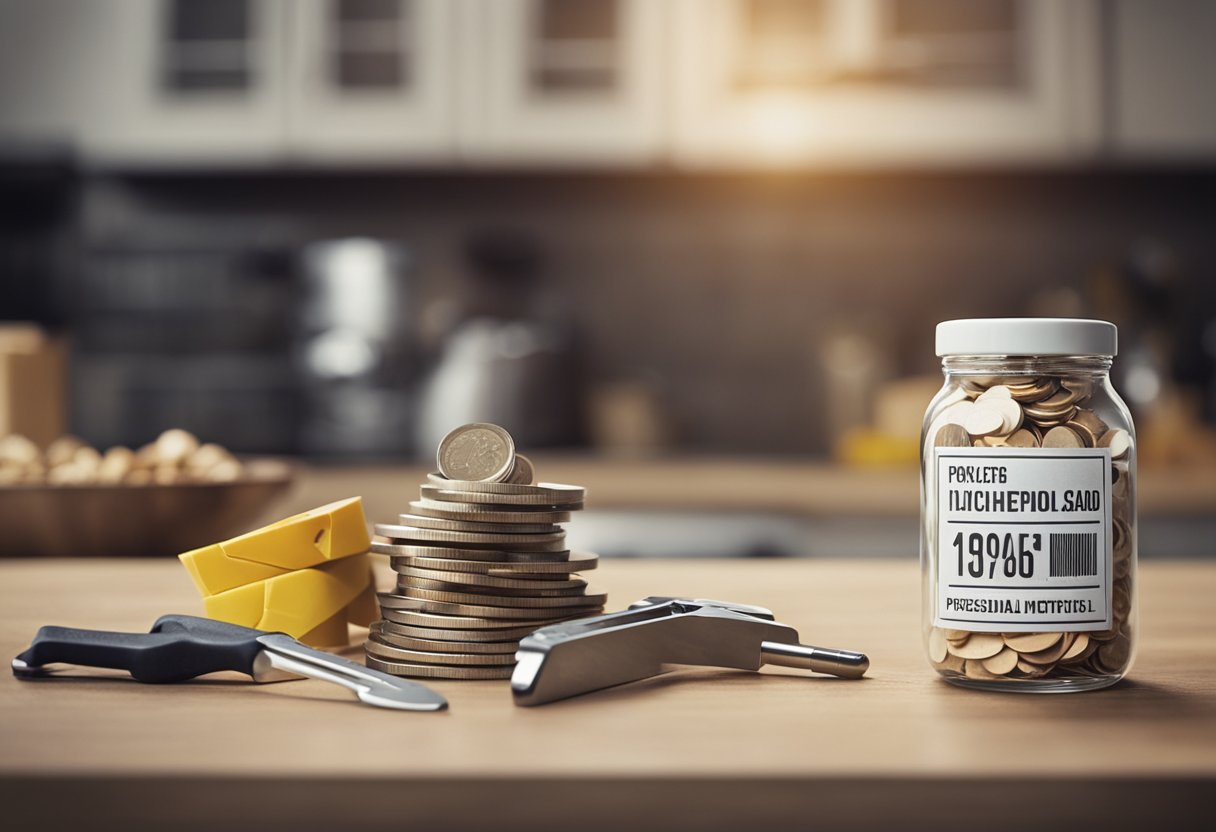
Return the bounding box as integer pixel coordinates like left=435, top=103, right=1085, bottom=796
left=367, top=423, right=605, bottom=680
left=507, top=454, right=535, bottom=485
left=437, top=423, right=516, bottom=483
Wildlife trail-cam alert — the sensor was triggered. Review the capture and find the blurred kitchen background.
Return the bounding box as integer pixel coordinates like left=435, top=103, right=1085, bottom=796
left=2, top=0, right=1215, bottom=557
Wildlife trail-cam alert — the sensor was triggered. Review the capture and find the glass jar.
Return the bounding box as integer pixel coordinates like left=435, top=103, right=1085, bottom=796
left=920, top=319, right=1136, bottom=692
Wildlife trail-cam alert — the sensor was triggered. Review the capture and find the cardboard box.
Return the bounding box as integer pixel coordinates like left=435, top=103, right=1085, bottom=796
left=0, top=324, right=66, bottom=446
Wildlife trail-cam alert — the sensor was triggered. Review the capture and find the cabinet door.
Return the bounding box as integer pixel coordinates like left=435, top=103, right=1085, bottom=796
left=460, top=0, right=667, bottom=164
left=1111, top=0, right=1216, bottom=158
left=671, top=0, right=1099, bottom=167
left=91, top=0, right=289, bottom=163
left=287, top=0, right=456, bottom=160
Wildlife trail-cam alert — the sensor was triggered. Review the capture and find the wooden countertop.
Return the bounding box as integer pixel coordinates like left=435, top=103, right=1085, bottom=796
left=278, top=457, right=1216, bottom=527
left=2, top=558, right=1213, bottom=831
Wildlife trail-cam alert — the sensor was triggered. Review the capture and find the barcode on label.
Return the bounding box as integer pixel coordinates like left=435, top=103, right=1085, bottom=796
left=1049, top=533, right=1098, bottom=577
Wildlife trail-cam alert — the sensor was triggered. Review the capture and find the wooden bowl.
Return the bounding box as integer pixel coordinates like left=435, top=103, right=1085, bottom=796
left=0, top=459, right=295, bottom=557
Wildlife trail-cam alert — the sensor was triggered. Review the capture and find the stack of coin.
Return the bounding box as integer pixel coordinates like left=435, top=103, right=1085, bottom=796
left=926, top=376, right=1134, bottom=683
left=366, top=423, right=604, bottom=680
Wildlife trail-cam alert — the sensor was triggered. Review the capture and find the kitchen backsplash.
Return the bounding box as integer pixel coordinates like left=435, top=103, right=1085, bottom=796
left=67, top=169, right=1216, bottom=454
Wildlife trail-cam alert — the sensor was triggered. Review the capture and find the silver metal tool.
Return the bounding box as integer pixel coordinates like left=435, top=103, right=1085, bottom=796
left=12, top=614, right=448, bottom=712
left=250, top=633, right=449, bottom=711
left=512, top=596, right=869, bottom=706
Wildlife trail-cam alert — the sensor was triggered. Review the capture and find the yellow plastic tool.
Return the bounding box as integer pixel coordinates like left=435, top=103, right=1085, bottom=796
left=202, top=554, right=375, bottom=645
left=345, top=579, right=379, bottom=626
left=179, top=497, right=371, bottom=596
left=299, top=608, right=351, bottom=648
left=178, top=497, right=375, bottom=646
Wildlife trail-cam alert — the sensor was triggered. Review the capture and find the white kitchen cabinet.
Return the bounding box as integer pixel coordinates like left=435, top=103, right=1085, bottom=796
left=10, top=0, right=1212, bottom=169
left=94, top=0, right=663, bottom=165
left=669, top=0, right=1101, bottom=167
left=288, top=0, right=670, bottom=165
left=1110, top=0, right=1216, bottom=159
left=0, top=0, right=455, bottom=166
left=0, top=0, right=290, bottom=164
left=0, top=1, right=114, bottom=148
left=286, top=0, right=457, bottom=161
left=89, top=0, right=291, bottom=164
left=457, top=0, right=668, bottom=164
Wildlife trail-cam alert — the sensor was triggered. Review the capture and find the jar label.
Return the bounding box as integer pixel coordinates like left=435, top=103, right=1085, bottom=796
left=932, top=447, right=1113, bottom=633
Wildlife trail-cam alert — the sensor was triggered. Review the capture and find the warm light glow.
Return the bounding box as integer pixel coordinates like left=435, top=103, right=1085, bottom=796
left=739, top=92, right=817, bottom=161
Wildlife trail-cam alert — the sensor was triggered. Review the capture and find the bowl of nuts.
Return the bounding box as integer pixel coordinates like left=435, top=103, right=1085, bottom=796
left=0, top=430, right=295, bottom=557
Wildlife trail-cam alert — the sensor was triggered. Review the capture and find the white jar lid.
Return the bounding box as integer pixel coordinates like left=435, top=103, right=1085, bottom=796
left=936, top=318, right=1117, bottom=357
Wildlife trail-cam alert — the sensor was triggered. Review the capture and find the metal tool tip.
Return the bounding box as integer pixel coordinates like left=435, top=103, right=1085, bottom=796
left=358, top=687, right=448, bottom=711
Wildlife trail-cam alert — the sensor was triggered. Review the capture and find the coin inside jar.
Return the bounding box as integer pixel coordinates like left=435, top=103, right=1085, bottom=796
left=1098, top=428, right=1132, bottom=459
left=1004, top=428, right=1039, bottom=448
left=933, top=424, right=971, bottom=447
left=1041, top=425, right=1084, bottom=448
